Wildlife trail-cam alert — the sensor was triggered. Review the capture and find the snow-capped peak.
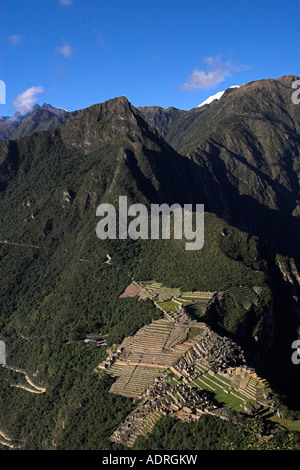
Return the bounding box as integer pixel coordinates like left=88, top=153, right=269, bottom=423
left=198, top=85, right=240, bottom=108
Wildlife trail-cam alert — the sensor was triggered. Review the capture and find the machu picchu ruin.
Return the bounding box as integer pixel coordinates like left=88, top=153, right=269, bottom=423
left=96, top=280, right=274, bottom=448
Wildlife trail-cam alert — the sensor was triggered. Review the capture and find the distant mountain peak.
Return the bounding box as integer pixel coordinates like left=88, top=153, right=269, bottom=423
left=0, top=102, right=77, bottom=141
left=41, top=103, right=69, bottom=115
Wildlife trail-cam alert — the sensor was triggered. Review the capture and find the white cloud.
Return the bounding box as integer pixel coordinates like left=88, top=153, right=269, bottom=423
left=181, top=56, right=248, bottom=90
left=12, top=86, right=44, bottom=116
left=7, top=35, right=22, bottom=46
left=55, top=43, right=72, bottom=58
left=59, top=0, right=73, bottom=5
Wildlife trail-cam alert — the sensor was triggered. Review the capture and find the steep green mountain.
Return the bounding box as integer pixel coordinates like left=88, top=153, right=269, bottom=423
left=0, top=89, right=299, bottom=449
left=0, top=96, right=268, bottom=344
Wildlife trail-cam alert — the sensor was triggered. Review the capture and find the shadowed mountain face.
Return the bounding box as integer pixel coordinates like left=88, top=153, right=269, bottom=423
left=140, top=75, right=300, bottom=262
left=137, top=106, right=192, bottom=140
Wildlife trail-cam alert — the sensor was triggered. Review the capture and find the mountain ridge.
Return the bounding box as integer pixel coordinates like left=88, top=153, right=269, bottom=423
left=0, top=103, right=78, bottom=142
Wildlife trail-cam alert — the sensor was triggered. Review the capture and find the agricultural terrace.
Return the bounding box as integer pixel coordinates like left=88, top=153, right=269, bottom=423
left=226, top=286, right=261, bottom=310
left=129, top=280, right=216, bottom=320
left=109, top=339, right=273, bottom=449
left=98, top=319, right=206, bottom=398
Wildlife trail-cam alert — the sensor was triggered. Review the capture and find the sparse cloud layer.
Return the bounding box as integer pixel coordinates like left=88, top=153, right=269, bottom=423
left=181, top=56, right=249, bottom=90
left=55, top=43, right=72, bottom=58
left=13, top=86, right=44, bottom=115
left=7, top=35, right=22, bottom=46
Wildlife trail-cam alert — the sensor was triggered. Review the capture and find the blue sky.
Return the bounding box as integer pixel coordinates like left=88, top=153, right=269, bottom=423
left=1, top=0, right=299, bottom=116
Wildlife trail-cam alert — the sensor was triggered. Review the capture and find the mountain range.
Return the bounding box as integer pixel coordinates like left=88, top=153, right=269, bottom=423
left=0, top=103, right=78, bottom=142
left=0, top=75, right=300, bottom=450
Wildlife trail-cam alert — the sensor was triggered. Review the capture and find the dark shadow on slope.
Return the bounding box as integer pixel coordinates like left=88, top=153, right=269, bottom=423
left=123, top=148, right=161, bottom=204
left=184, top=145, right=300, bottom=266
